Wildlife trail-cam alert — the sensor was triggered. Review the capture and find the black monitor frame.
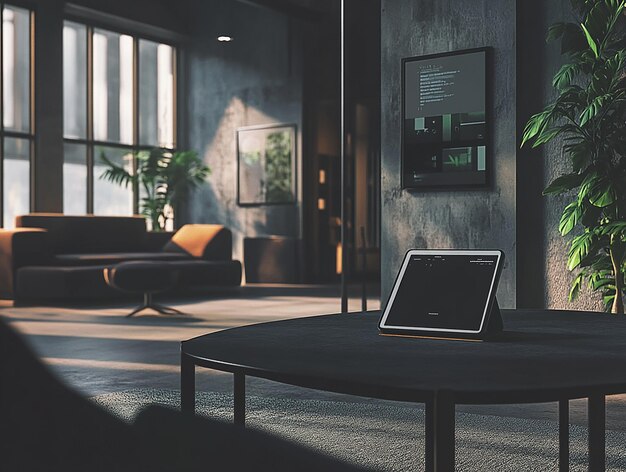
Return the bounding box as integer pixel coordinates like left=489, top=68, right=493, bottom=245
left=401, top=46, right=492, bottom=190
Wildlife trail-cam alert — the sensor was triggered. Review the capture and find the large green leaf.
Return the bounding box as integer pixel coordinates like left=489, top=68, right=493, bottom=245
left=592, top=277, right=616, bottom=290
left=603, top=293, right=617, bottom=309
left=581, top=22, right=600, bottom=57
left=583, top=0, right=626, bottom=54
left=521, top=108, right=554, bottom=147
left=98, top=152, right=135, bottom=188
left=578, top=171, right=601, bottom=200
left=559, top=201, right=583, bottom=235
left=543, top=173, right=584, bottom=195
left=553, top=63, right=583, bottom=89
left=579, top=93, right=613, bottom=125
left=532, top=127, right=566, bottom=147
left=564, top=141, right=591, bottom=171
left=597, top=221, right=626, bottom=237
left=588, top=179, right=617, bottom=207
left=569, top=272, right=585, bottom=301
left=568, top=231, right=596, bottom=270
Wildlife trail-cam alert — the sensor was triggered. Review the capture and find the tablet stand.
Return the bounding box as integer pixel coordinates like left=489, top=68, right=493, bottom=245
left=485, top=298, right=503, bottom=337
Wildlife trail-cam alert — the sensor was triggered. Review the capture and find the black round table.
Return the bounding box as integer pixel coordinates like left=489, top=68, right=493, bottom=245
left=180, top=310, right=626, bottom=472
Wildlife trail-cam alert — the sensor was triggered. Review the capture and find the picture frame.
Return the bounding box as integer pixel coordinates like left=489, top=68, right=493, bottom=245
left=236, top=123, right=297, bottom=206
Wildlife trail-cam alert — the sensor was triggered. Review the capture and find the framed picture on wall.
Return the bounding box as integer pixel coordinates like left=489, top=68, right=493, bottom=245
left=237, top=123, right=297, bottom=206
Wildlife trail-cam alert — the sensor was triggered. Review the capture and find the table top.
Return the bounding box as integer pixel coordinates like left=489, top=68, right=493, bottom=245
left=181, top=310, right=626, bottom=404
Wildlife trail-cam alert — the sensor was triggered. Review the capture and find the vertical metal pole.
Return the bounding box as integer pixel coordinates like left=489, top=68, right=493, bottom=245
left=180, top=352, right=195, bottom=414
left=234, top=372, right=246, bottom=427
left=132, top=37, right=139, bottom=216
left=559, top=399, right=569, bottom=472
left=360, top=226, right=367, bottom=312
left=29, top=10, right=35, bottom=214
left=86, top=27, right=94, bottom=214
left=340, top=0, right=348, bottom=313
left=588, top=394, right=605, bottom=472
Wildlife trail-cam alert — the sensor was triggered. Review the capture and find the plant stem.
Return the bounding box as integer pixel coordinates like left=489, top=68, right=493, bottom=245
left=610, top=236, right=624, bottom=314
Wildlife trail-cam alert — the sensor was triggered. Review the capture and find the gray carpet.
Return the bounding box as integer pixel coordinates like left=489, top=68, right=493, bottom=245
left=91, top=389, right=626, bottom=471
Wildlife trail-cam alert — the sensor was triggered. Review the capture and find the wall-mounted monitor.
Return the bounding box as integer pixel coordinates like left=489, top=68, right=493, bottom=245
left=402, top=47, right=490, bottom=189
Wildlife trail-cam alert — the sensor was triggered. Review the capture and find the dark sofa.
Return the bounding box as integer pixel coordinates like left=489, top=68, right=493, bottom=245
left=0, top=214, right=242, bottom=302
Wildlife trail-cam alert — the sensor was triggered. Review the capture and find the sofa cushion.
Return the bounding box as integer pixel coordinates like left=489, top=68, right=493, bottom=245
left=163, top=224, right=231, bottom=261
left=16, top=265, right=120, bottom=300
left=54, top=252, right=189, bottom=266
left=16, top=214, right=148, bottom=254
left=15, top=260, right=242, bottom=301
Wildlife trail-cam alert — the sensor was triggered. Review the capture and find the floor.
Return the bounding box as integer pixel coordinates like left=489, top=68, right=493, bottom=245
left=2, top=284, right=626, bottom=432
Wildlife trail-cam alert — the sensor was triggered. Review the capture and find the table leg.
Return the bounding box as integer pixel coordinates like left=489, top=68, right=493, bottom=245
left=588, top=394, right=605, bottom=472
left=425, top=400, right=434, bottom=472
left=180, top=352, right=196, bottom=414
left=234, top=372, right=245, bottom=427
left=559, top=399, right=569, bottom=472
left=425, top=391, right=455, bottom=472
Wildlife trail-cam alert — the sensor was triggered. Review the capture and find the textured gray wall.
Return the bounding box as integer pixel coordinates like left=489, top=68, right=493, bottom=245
left=530, top=0, right=603, bottom=311
left=183, top=1, right=303, bottom=265
left=380, top=0, right=517, bottom=308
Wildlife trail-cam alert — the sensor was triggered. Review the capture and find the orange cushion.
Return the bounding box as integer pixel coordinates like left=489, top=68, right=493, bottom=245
left=164, top=225, right=231, bottom=261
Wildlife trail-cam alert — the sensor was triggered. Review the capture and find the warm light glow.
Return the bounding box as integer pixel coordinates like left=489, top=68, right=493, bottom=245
left=217, top=35, right=233, bottom=42
left=318, top=198, right=325, bottom=210
left=336, top=243, right=342, bottom=275
left=319, top=169, right=326, bottom=184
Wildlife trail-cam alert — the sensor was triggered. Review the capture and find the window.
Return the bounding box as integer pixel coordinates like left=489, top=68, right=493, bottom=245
left=1, top=5, right=33, bottom=228
left=63, top=21, right=176, bottom=215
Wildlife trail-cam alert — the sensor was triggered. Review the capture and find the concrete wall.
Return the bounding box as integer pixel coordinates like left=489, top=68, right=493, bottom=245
left=183, top=0, right=303, bottom=265
left=517, top=0, right=603, bottom=311
left=380, top=0, right=517, bottom=307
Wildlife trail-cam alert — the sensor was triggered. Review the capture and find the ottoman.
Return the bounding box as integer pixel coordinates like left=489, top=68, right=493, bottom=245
left=104, top=261, right=183, bottom=317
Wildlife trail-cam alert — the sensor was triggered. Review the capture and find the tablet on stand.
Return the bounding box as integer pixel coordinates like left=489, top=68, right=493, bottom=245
left=378, top=249, right=504, bottom=341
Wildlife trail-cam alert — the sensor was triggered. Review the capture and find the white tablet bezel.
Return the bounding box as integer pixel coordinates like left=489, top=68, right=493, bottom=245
left=379, top=249, right=503, bottom=334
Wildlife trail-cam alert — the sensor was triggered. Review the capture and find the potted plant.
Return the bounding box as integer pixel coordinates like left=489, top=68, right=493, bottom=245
left=100, top=148, right=210, bottom=232
left=522, top=0, right=626, bottom=313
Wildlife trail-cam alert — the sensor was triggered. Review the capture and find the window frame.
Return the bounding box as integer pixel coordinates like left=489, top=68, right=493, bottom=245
left=0, top=2, right=35, bottom=227
left=63, top=17, right=178, bottom=215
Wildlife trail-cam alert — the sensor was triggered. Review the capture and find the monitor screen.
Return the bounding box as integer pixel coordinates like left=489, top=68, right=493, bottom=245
left=380, top=251, right=501, bottom=333
left=402, top=48, right=488, bottom=188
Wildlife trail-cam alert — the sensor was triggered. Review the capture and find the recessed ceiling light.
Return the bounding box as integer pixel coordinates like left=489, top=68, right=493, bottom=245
left=217, top=36, right=233, bottom=42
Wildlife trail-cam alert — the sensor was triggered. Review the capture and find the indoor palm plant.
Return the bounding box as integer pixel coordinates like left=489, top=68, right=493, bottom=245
left=100, top=149, right=210, bottom=232
left=522, top=0, right=626, bottom=313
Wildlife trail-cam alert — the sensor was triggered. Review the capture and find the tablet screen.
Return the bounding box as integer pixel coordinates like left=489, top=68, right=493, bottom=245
left=380, top=251, right=501, bottom=333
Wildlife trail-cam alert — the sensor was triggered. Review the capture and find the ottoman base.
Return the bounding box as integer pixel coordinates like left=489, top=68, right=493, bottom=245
left=127, top=292, right=184, bottom=317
